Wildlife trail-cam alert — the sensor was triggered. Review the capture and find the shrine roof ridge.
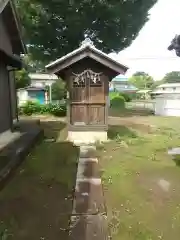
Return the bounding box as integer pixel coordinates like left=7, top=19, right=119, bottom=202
left=45, top=40, right=128, bottom=74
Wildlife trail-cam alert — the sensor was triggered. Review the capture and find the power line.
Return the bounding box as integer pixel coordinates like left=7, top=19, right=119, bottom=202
left=121, top=56, right=180, bottom=60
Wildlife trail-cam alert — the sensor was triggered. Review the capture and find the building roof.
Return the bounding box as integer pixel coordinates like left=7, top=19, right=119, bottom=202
left=112, top=75, right=129, bottom=82
left=0, top=0, right=26, bottom=54
left=0, top=48, right=22, bottom=69
left=151, top=82, right=180, bottom=94
left=46, top=38, right=128, bottom=78
left=115, top=84, right=138, bottom=92
left=155, top=83, right=180, bottom=88
left=137, top=89, right=152, bottom=94
left=29, top=73, right=58, bottom=80
left=18, top=86, right=46, bottom=91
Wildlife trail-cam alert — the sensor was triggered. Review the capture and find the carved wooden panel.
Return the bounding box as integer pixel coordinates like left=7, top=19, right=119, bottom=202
left=89, top=84, right=105, bottom=103
left=88, top=105, right=105, bottom=125
left=71, top=86, right=87, bottom=103
left=71, top=105, right=87, bottom=125
left=70, top=69, right=106, bottom=126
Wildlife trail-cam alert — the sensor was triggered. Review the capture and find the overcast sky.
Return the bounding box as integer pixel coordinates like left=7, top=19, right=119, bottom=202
left=110, top=0, right=180, bottom=80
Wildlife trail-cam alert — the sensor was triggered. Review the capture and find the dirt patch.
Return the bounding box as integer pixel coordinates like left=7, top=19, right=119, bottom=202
left=136, top=172, right=175, bottom=208
left=109, top=116, right=155, bottom=134
left=0, top=175, right=74, bottom=240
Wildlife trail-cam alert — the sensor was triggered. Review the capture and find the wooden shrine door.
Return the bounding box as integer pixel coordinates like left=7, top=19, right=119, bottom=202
left=70, top=69, right=106, bottom=127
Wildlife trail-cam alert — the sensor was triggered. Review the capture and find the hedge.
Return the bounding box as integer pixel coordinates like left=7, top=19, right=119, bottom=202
left=110, top=95, right=125, bottom=109
left=109, top=91, right=132, bottom=102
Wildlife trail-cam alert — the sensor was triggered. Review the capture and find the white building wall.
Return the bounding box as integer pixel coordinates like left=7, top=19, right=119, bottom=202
left=155, top=93, right=180, bottom=117
left=31, top=79, right=55, bottom=87
left=17, top=90, right=28, bottom=106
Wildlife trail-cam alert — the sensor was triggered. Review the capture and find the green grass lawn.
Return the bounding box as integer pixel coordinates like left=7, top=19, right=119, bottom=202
left=99, top=115, right=180, bottom=240
left=1, top=113, right=180, bottom=240
left=0, top=120, right=78, bottom=240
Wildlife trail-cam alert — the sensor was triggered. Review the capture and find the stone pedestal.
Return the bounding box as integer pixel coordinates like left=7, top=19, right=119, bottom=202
left=67, top=131, right=107, bottom=145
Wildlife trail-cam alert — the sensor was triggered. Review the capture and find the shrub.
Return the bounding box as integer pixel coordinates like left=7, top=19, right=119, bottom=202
left=109, top=91, right=132, bottom=102
left=48, top=104, right=66, bottom=117
left=110, top=95, right=125, bottom=109
left=19, top=101, right=66, bottom=117
left=19, top=100, right=41, bottom=116
left=109, top=91, right=119, bottom=100
left=120, top=92, right=132, bottom=102
left=40, top=104, right=51, bottom=114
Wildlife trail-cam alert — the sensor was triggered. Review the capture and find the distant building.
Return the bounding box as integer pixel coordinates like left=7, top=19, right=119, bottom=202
left=152, top=83, right=180, bottom=116
left=109, top=75, right=138, bottom=93
left=28, top=73, right=58, bottom=102
left=29, top=73, right=58, bottom=88
left=151, top=83, right=180, bottom=95
left=17, top=86, right=47, bottom=106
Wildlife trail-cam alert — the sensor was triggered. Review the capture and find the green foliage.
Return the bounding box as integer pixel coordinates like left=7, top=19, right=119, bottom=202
left=109, top=91, right=120, bottom=100
left=109, top=91, right=132, bottom=102
left=15, top=68, right=30, bottom=89
left=16, top=0, right=157, bottom=62
left=19, top=100, right=41, bottom=115
left=51, top=79, right=66, bottom=100
left=110, top=96, right=125, bottom=109
left=151, top=80, right=164, bottom=90
left=0, top=223, right=10, bottom=240
left=119, top=92, right=132, bottom=102
left=163, top=71, right=180, bottom=83
left=19, top=101, right=66, bottom=117
left=23, top=53, right=45, bottom=72
left=48, top=103, right=66, bottom=117
left=168, top=35, right=180, bottom=57
left=129, top=72, right=154, bottom=90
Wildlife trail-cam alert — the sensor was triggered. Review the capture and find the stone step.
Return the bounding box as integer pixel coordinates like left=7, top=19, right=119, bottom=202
left=72, top=152, right=106, bottom=215
left=69, top=145, right=109, bottom=239
left=0, top=123, right=43, bottom=186
left=69, top=214, right=109, bottom=240
left=72, top=179, right=106, bottom=215
left=79, top=145, right=97, bottom=158
left=77, top=158, right=100, bottom=179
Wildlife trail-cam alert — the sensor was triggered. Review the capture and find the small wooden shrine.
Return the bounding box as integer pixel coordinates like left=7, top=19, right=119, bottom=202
left=46, top=39, right=128, bottom=144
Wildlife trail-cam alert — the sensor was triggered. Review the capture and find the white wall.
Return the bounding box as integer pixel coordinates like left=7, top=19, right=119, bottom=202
left=31, top=79, right=55, bottom=87
left=17, top=89, right=28, bottom=106
left=153, top=84, right=180, bottom=95
left=155, top=94, right=180, bottom=116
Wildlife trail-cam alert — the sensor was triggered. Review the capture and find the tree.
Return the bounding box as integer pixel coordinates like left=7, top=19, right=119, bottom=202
left=15, top=68, right=31, bottom=89
left=16, top=0, right=157, bottom=63
left=51, top=79, right=66, bottom=100
left=168, top=35, right=180, bottom=57
left=151, top=80, right=164, bottom=90
left=129, top=72, right=154, bottom=90
left=23, top=53, right=45, bottom=72
left=163, top=71, right=180, bottom=83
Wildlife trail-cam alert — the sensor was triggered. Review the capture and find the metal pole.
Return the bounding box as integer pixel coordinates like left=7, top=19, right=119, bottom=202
left=49, top=84, right=52, bottom=103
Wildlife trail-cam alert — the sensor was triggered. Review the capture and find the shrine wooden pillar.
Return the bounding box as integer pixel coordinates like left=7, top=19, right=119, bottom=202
left=46, top=39, right=128, bottom=144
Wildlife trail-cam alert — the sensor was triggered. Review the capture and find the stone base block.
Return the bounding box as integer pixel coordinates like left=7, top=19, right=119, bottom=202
left=68, top=131, right=107, bottom=145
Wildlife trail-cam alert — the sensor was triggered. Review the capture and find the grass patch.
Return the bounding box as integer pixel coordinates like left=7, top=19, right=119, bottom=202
left=0, top=120, right=78, bottom=240
left=99, top=116, right=180, bottom=240
left=109, top=107, right=154, bottom=117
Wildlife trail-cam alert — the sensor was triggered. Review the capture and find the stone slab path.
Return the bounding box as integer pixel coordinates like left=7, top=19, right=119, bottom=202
left=0, top=120, right=43, bottom=186
left=69, top=145, right=109, bottom=240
